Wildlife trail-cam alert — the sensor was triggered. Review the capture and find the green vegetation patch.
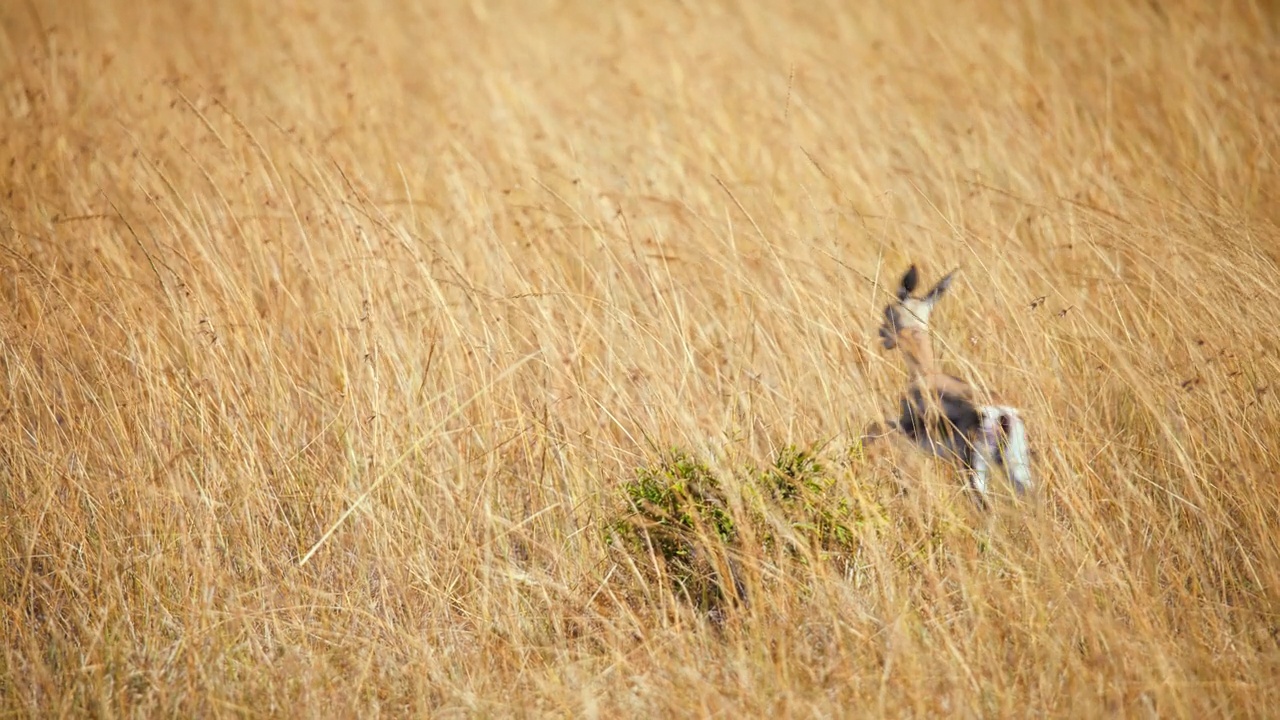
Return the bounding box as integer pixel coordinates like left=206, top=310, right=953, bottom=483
left=606, top=444, right=869, bottom=612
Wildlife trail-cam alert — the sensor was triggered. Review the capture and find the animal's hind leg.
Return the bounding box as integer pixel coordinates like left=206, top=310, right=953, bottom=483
left=967, top=449, right=992, bottom=511
left=999, top=413, right=1034, bottom=495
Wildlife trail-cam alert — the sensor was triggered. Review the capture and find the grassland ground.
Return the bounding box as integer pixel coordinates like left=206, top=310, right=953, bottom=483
left=3, top=0, right=1280, bottom=716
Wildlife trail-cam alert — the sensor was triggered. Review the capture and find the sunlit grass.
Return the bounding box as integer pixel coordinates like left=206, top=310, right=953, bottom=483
left=2, top=0, right=1278, bottom=715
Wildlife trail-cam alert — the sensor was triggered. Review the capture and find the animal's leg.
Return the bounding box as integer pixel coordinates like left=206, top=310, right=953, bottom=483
left=859, top=419, right=899, bottom=459
left=968, top=447, right=991, bottom=510
left=998, top=412, right=1033, bottom=495
left=861, top=419, right=898, bottom=442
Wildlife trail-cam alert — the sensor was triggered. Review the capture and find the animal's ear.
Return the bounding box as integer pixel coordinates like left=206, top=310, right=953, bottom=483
left=897, top=265, right=920, bottom=300
left=924, top=268, right=958, bottom=305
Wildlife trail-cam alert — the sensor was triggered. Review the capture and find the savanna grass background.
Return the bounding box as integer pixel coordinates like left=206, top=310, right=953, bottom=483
left=3, top=0, right=1280, bottom=716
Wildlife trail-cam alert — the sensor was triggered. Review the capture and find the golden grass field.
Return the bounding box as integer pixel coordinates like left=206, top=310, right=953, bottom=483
left=3, top=0, right=1280, bottom=716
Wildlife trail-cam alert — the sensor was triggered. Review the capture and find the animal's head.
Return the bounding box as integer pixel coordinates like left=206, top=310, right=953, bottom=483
left=879, top=265, right=957, bottom=350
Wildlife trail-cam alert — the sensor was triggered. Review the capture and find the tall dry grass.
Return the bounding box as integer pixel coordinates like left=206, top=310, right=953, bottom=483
left=3, top=0, right=1279, bottom=715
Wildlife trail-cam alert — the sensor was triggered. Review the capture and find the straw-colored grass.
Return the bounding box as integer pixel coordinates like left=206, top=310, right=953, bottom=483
left=3, top=0, right=1279, bottom=716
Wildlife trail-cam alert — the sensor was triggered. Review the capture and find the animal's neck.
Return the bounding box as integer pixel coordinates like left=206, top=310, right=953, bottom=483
left=895, top=327, right=936, bottom=379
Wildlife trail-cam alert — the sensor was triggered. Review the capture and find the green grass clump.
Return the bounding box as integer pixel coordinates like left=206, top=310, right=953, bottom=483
left=608, top=444, right=870, bottom=611
left=609, top=449, right=742, bottom=611
left=755, top=444, right=862, bottom=559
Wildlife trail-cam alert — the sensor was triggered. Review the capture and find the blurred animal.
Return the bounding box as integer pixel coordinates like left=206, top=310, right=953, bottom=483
left=863, top=265, right=1032, bottom=508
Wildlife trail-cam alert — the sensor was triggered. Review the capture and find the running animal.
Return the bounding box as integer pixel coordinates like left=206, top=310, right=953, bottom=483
left=864, top=265, right=1033, bottom=507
